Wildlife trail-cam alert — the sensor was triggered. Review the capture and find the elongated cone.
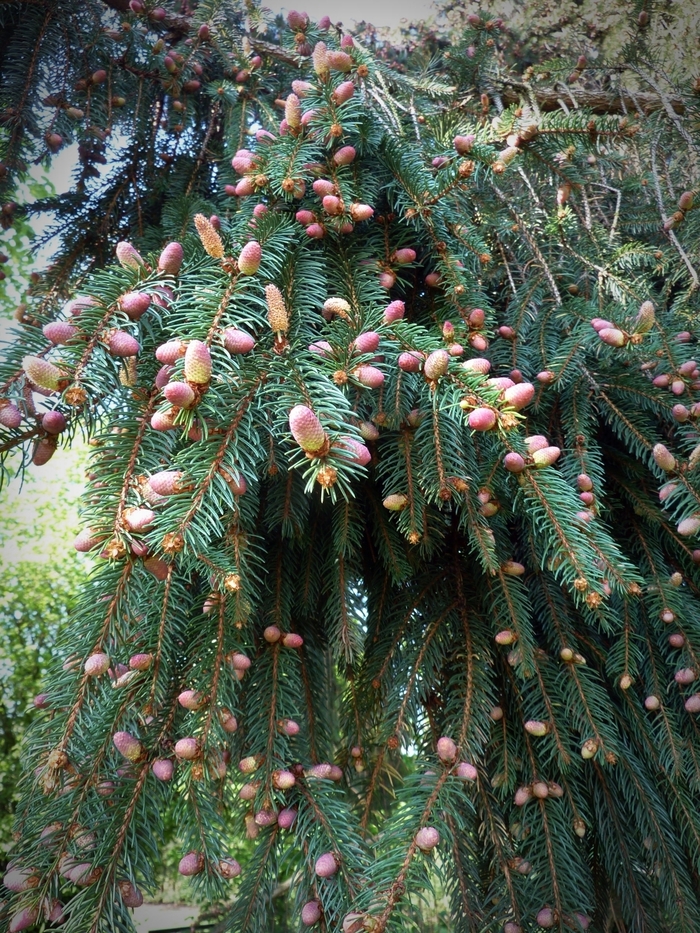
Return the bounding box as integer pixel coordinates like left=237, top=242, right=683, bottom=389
left=151, top=758, right=174, bottom=781
left=238, top=240, right=262, bottom=275
left=148, top=471, right=184, bottom=496
left=415, top=826, right=440, bottom=851
left=468, top=408, right=497, bottom=431
left=334, top=437, right=371, bottom=466
left=437, top=736, right=457, bottom=762
left=164, top=381, right=196, bottom=408
left=283, top=632, right=304, bottom=648
left=119, top=292, right=151, bottom=320
left=315, top=852, right=338, bottom=877
left=504, top=382, right=534, bottom=410
left=3, top=867, right=39, bottom=892
left=116, top=241, right=144, bottom=269
left=9, top=907, right=39, bottom=932
left=352, top=331, right=380, bottom=354
left=108, top=331, right=140, bottom=357
left=525, top=435, right=549, bottom=453
left=383, top=299, right=405, bottom=323
left=532, top=446, right=561, bottom=468
left=223, top=328, right=255, bottom=355
left=73, top=528, right=104, bottom=552
left=383, top=493, right=408, bottom=511
left=424, top=349, right=450, bottom=380
left=84, top=652, right=110, bottom=676
left=156, top=339, right=185, bottom=364
left=174, top=737, right=199, bottom=760
left=178, top=851, right=204, bottom=876
left=266, top=284, right=289, bottom=333
left=113, top=731, right=144, bottom=762
left=334, top=145, right=356, bottom=165
left=157, top=241, right=184, bottom=275
left=678, top=516, right=700, bottom=537
left=44, top=320, right=78, bottom=344
left=302, top=900, right=322, bottom=925
left=289, top=405, right=326, bottom=452
left=598, top=327, right=626, bottom=347
left=285, top=93, right=302, bottom=128
left=33, top=437, right=56, bottom=466
left=323, top=297, right=352, bottom=322
left=354, top=365, right=384, bottom=388
left=399, top=351, right=422, bottom=372
left=635, top=300, right=655, bottom=333
left=194, top=213, right=224, bottom=258
left=456, top=761, right=478, bottom=780
left=184, top=340, right=212, bottom=384
left=461, top=357, right=491, bottom=375
left=393, top=248, right=416, bottom=264
left=653, top=443, right=676, bottom=472
left=327, top=49, right=353, bottom=72
left=23, top=356, right=61, bottom=391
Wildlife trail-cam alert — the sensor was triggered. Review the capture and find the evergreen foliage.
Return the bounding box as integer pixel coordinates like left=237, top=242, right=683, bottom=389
left=2, top=2, right=700, bottom=931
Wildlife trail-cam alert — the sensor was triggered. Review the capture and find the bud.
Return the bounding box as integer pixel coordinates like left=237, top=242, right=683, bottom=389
left=436, top=736, right=457, bottom=763
left=468, top=407, right=496, bottom=431
left=84, top=652, right=110, bottom=676
left=113, top=731, right=144, bottom=762
left=151, top=758, right=175, bottom=781
left=302, top=900, right=322, bottom=925
left=174, top=737, right=199, bottom=760
left=315, top=852, right=338, bottom=877
left=678, top=516, right=700, bottom=537
left=454, top=134, right=475, bottom=154
left=283, top=632, right=304, bottom=648
left=163, top=381, right=195, bottom=408
left=158, top=241, right=184, bottom=275
left=219, top=857, right=242, bottom=879
left=503, top=452, right=526, bottom=473
left=524, top=720, right=548, bottom=736
left=178, top=851, right=204, bottom=876
left=415, top=826, right=440, bottom=851
left=580, top=738, right=598, bottom=759
left=178, top=689, right=205, bottom=709
left=685, top=694, right=700, bottom=713
left=456, top=761, right=478, bottom=781
left=536, top=908, right=556, bottom=928
left=44, top=320, right=79, bottom=344
left=383, top=493, right=408, bottom=511
left=147, top=470, right=185, bottom=496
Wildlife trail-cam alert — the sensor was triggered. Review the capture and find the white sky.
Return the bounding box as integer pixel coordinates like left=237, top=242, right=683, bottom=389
left=270, top=0, right=439, bottom=28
